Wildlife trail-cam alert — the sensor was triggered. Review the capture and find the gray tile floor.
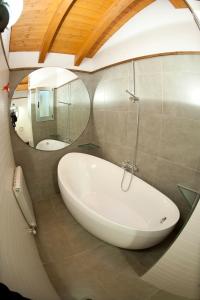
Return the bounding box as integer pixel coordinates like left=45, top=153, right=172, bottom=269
left=34, top=194, right=188, bottom=300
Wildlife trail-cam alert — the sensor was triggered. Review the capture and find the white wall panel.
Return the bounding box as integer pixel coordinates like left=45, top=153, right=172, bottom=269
left=0, top=37, right=59, bottom=300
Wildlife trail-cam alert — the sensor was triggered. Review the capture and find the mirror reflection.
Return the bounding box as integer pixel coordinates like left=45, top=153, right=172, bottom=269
left=10, top=67, right=90, bottom=151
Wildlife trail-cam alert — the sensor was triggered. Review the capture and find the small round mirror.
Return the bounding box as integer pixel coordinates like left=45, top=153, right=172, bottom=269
left=10, top=67, right=91, bottom=151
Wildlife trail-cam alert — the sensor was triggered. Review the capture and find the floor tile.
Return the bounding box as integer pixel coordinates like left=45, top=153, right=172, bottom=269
left=34, top=194, right=182, bottom=300
left=150, top=290, right=189, bottom=300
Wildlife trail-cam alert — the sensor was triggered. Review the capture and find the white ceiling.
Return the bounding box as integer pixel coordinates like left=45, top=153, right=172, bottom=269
left=99, top=0, right=193, bottom=52
left=29, top=67, right=78, bottom=89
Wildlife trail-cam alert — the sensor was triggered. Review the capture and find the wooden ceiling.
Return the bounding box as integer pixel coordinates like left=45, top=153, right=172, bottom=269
left=10, top=0, right=188, bottom=66
left=16, top=76, right=28, bottom=91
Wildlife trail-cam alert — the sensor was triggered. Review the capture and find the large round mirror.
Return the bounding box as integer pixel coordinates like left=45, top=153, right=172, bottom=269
left=10, top=67, right=91, bottom=151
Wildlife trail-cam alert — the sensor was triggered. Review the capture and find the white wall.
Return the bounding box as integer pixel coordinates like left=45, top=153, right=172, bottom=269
left=8, top=0, right=200, bottom=72
left=0, top=40, right=59, bottom=299
left=13, top=90, right=28, bottom=99
left=1, top=28, right=11, bottom=60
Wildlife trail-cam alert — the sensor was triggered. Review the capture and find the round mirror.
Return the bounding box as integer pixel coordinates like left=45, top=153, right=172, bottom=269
left=10, top=67, right=91, bottom=151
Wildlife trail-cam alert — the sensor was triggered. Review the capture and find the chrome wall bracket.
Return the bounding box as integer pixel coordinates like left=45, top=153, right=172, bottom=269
left=125, top=89, right=139, bottom=102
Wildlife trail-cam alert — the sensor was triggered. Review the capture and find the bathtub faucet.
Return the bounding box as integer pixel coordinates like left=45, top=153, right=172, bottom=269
left=121, top=161, right=139, bottom=172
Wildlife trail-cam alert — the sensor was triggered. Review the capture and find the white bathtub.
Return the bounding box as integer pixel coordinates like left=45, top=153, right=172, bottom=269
left=58, top=153, right=180, bottom=249
left=36, top=139, right=69, bottom=151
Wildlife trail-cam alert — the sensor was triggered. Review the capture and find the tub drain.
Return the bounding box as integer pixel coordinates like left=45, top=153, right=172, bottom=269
left=160, top=217, right=167, bottom=224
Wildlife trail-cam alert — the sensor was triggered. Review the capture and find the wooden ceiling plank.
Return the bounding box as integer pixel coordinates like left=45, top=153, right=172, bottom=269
left=169, top=0, right=188, bottom=8
left=74, top=0, right=156, bottom=66
left=16, top=83, right=28, bottom=91
left=38, top=0, right=77, bottom=63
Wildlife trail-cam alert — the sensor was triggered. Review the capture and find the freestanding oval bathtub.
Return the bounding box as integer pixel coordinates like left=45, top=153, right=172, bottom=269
left=36, top=139, right=69, bottom=151
left=58, top=153, right=180, bottom=249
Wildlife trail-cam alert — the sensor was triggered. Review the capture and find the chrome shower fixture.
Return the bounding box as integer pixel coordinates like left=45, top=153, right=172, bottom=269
left=121, top=161, right=139, bottom=173
left=125, top=89, right=139, bottom=102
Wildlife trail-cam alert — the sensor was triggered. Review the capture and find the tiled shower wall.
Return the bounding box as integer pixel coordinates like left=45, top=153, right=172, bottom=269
left=92, top=55, right=200, bottom=220
left=55, top=78, right=90, bottom=143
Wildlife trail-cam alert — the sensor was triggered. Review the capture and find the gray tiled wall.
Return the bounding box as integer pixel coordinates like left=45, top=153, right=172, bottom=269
left=92, top=55, right=200, bottom=220
left=10, top=55, right=200, bottom=221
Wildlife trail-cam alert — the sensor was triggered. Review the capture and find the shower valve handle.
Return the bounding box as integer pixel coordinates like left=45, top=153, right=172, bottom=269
left=121, top=161, right=138, bottom=172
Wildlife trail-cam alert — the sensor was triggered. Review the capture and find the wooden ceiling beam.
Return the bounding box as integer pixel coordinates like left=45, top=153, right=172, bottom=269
left=38, top=0, right=77, bottom=63
left=74, top=0, right=156, bottom=66
left=169, top=0, right=188, bottom=8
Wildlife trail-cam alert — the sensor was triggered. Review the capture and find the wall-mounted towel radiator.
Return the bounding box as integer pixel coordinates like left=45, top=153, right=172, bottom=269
left=13, top=166, right=37, bottom=234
